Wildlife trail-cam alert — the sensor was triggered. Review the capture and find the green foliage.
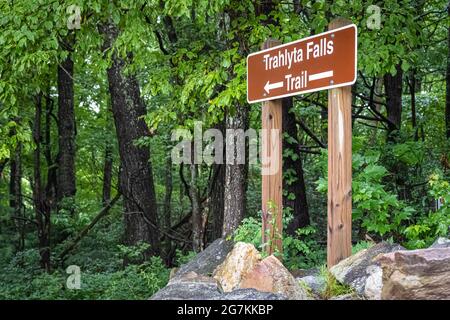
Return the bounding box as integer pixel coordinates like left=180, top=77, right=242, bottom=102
left=404, top=173, right=450, bottom=248
left=117, top=242, right=151, bottom=264
left=233, top=216, right=325, bottom=270
left=352, top=152, right=415, bottom=239
left=233, top=216, right=263, bottom=250
left=317, top=150, right=415, bottom=241
left=0, top=251, right=169, bottom=300
left=320, top=265, right=354, bottom=300
left=391, top=141, right=425, bottom=166
left=351, top=241, right=374, bottom=255
left=282, top=227, right=326, bottom=270
left=174, top=249, right=196, bottom=266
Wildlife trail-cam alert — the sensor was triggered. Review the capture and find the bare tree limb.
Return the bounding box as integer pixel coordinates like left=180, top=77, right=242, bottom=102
left=58, top=193, right=121, bottom=262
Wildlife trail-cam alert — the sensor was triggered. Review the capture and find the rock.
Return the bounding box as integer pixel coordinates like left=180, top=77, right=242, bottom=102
left=173, top=238, right=234, bottom=279
left=151, top=270, right=287, bottom=300
left=430, top=237, right=450, bottom=249
left=169, top=267, right=179, bottom=280
left=168, top=271, right=219, bottom=286
left=240, top=255, right=311, bottom=300
left=151, top=272, right=221, bottom=300
left=216, top=289, right=286, bottom=300
left=377, top=247, right=450, bottom=300
left=290, top=268, right=320, bottom=278
left=298, top=275, right=326, bottom=296
left=329, top=293, right=364, bottom=300
left=330, top=242, right=404, bottom=299
left=213, top=242, right=261, bottom=292
left=363, top=265, right=382, bottom=300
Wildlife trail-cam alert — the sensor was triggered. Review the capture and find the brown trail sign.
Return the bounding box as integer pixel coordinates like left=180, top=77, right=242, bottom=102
left=248, top=19, right=357, bottom=267
left=247, top=24, right=357, bottom=103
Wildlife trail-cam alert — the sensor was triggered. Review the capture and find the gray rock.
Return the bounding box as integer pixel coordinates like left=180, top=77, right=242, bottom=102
left=151, top=271, right=287, bottom=300
left=150, top=281, right=221, bottom=300
left=291, top=268, right=320, bottom=278
left=329, top=293, right=364, bottom=300
left=216, top=289, right=286, bottom=300
left=298, top=275, right=326, bottom=296
left=330, top=242, right=404, bottom=298
left=363, top=265, right=383, bottom=300
left=151, top=271, right=221, bottom=300
left=430, top=237, right=450, bottom=249
left=174, top=238, right=234, bottom=279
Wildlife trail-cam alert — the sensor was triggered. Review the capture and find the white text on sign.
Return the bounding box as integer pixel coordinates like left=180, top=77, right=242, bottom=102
left=263, top=38, right=334, bottom=71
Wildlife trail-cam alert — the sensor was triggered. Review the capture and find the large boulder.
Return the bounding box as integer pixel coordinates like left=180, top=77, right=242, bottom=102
left=330, top=242, right=404, bottom=299
left=213, top=242, right=261, bottom=292
left=151, top=270, right=286, bottom=300
left=152, top=241, right=289, bottom=300
left=216, top=289, right=286, bottom=300
left=173, top=238, right=234, bottom=279
left=363, top=265, right=383, bottom=300
left=151, top=272, right=222, bottom=300
left=328, top=293, right=364, bottom=300
left=293, top=268, right=324, bottom=298
left=298, top=274, right=326, bottom=297
left=290, top=268, right=320, bottom=278
left=430, top=237, right=450, bottom=249
left=377, top=247, right=450, bottom=300
left=240, top=255, right=311, bottom=300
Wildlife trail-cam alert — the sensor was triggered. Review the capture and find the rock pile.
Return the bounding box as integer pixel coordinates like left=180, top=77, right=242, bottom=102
left=329, top=238, right=450, bottom=300
left=151, top=240, right=308, bottom=300
left=151, top=237, right=450, bottom=300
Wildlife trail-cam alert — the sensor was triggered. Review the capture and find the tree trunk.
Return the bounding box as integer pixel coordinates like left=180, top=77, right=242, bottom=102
left=101, top=22, right=160, bottom=256
left=446, top=2, right=450, bottom=139
left=222, top=105, right=249, bottom=237
left=190, top=162, right=203, bottom=252
left=384, top=64, right=410, bottom=200
left=9, top=141, right=24, bottom=251
left=57, top=55, right=76, bottom=213
left=384, top=64, right=403, bottom=142
left=0, top=159, right=8, bottom=178
left=32, top=94, right=51, bottom=272
left=44, top=94, right=57, bottom=209
left=409, top=70, right=419, bottom=141
left=282, top=98, right=310, bottom=235
left=209, top=163, right=225, bottom=241
left=102, top=143, right=113, bottom=210
left=163, top=154, right=173, bottom=262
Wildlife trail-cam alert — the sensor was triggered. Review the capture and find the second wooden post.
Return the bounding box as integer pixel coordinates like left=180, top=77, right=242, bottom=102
left=327, top=18, right=353, bottom=268
left=261, top=39, right=283, bottom=258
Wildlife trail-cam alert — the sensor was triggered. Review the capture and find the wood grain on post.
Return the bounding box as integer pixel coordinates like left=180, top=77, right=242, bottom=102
left=261, top=39, right=283, bottom=258
left=327, top=18, right=353, bottom=268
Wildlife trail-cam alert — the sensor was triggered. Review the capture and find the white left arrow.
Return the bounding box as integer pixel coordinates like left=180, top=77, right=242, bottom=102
left=264, top=80, right=284, bottom=94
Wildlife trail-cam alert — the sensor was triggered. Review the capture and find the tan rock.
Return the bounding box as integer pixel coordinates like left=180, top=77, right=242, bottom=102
left=213, top=242, right=261, bottom=292
left=240, top=255, right=310, bottom=300
left=377, top=247, right=450, bottom=300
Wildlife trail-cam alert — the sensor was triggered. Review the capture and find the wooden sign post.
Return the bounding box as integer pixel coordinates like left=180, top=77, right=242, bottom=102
left=248, top=19, right=356, bottom=266
left=261, top=39, right=283, bottom=257
left=327, top=18, right=353, bottom=268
